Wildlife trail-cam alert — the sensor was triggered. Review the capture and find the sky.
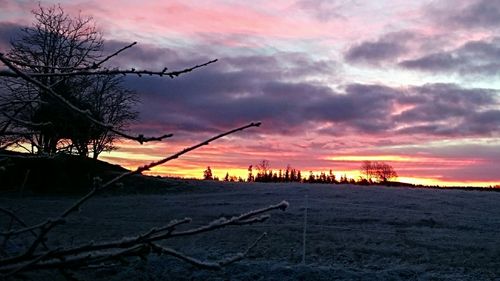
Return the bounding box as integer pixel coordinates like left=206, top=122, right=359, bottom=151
left=1, top=0, right=499, bottom=186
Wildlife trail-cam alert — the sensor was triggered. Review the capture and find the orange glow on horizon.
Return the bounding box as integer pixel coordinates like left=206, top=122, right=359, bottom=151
left=101, top=150, right=498, bottom=188
left=8, top=140, right=497, bottom=188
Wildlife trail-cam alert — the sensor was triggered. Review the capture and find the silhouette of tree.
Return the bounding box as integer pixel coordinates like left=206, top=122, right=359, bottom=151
left=328, top=169, right=336, bottom=183
left=307, top=171, right=314, bottom=183
left=247, top=165, right=254, bottom=182
left=375, top=162, right=398, bottom=182
left=360, top=161, right=376, bottom=181
left=203, top=166, right=213, bottom=180
left=291, top=168, right=297, bottom=182
left=255, top=160, right=270, bottom=182
left=339, top=174, right=348, bottom=184
left=360, top=161, right=398, bottom=182
left=284, top=164, right=290, bottom=182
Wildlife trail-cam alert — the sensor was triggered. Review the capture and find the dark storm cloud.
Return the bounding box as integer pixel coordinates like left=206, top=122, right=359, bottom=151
left=122, top=42, right=500, bottom=139
left=115, top=42, right=402, bottom=136
left=305, top=84, right=399, bottom=133
left=465, top=110, right=500, bottom=134
left=400, top=38, right=500, bottom=76
left=394, top=84, right=499, bottom=137
left=344, top=32, right=413, bottom=65
left=112, top=41, right=500, bottom=138
left=430, top=0, right=500, bottom=29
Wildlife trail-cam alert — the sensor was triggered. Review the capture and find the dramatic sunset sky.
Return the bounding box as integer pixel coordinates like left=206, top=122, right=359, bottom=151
left=1, top=0, right=499, bottom=186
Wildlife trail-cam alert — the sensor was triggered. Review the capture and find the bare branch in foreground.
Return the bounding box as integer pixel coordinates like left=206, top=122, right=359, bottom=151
left=0, top=53, right=174, bottom=144
left=0, top=202, right=288, bottom=275
left=91, top=42, right=138, bottom=70
left=0, top=56, right=218, bottom=79
left=1, top=122, right=261, bottom=259
left=150, top=232, right=267, bottom=270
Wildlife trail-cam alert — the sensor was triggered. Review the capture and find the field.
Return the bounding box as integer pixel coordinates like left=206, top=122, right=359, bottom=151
left=2, top=179, right=500, bottom=280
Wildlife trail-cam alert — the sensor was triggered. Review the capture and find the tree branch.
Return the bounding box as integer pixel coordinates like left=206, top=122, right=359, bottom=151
left=4, top=122, right=260, bottom=259
left=150, top=232, right=267, bottom=270
left=90, top=41, right=138, bottom=70
left=0, top=57, right=217, bottom=79
left=0, top=53, right=174, bottom=144
left=0, top=200, right=285, bottom=274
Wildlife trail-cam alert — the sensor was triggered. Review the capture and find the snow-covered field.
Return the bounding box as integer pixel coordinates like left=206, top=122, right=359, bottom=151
left=2, top=180, right=500, bottom=280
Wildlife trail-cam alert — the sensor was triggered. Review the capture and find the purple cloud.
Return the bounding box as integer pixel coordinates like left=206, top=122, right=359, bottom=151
left=345, top=32, right=415, bottom=65
left=118, top=42, right=499, bottom=139
left=430, top=0, right=500, bottom=29
left=400, top=37, right=500, bottom=76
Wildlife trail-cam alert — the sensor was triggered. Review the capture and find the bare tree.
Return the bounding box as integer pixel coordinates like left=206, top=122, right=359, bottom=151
left=72, top=75, right=138, bottom=159
left=360, top=161, right=375, bottom=182
left=0, top=4, right=103, bottom=154
left=375, top=162, right=398, bottom=182
left=256, top=160, right=270, bottom=180
left=0, top=5, right=138, bottom=157
left=359, top=161, right=398, bottom=183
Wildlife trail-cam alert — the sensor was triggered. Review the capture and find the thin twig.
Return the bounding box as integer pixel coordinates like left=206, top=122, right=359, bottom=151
left=34, top=218, right=193, bottom=259
left=169, top=201, right=287, bottom=238
left=1, top=245, right=147, bottom=274
left=0, top=58, right=217, bottom=79
left=150, top=232, right=267, bottom=270
left=91, top=42, right=137, bottom=69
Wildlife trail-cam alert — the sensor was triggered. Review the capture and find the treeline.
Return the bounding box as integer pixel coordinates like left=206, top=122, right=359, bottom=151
left=202, top=160, right=397, bottom=185
left=201, top=161, right=500, bottom=190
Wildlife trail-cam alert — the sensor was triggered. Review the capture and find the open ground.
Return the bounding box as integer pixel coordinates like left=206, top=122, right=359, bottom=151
left=1, top=179, right=499, bottom=280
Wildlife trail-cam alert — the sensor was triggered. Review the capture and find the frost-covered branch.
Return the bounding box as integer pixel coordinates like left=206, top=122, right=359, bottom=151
left=0, top=202, right=287, bottom=275
left=0, top=55, right=217, bottom=79
left=92, top=42, right=138, bottom=69
left=169, top=201, right=288, bottom=238
left=150, top=232, right=267, bottom=270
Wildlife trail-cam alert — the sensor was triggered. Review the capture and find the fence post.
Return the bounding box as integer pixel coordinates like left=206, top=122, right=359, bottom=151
left=302, top=194, right=308, bottom=265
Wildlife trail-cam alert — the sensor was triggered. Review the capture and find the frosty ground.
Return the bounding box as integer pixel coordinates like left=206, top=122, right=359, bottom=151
left=2, top=179, right=499, bottom=280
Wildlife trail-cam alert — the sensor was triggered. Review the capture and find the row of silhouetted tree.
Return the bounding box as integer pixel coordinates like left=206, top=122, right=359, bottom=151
left=203, top=160, right=398, bottom=185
